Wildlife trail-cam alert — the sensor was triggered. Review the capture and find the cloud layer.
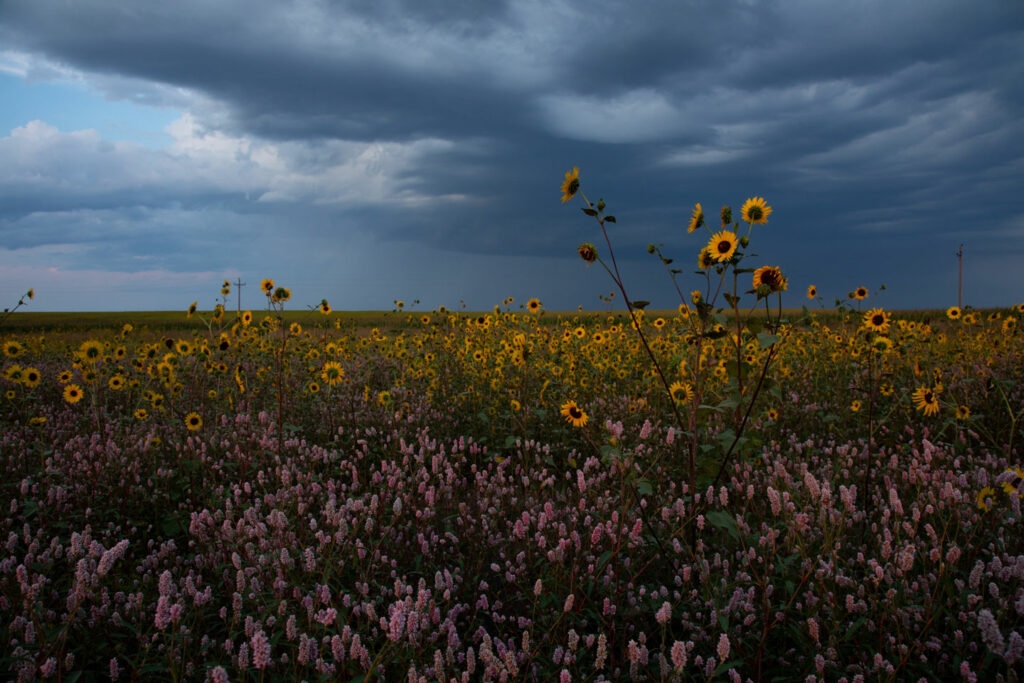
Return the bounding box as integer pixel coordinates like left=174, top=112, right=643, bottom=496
left=1, top=0, right=1022, bottom=310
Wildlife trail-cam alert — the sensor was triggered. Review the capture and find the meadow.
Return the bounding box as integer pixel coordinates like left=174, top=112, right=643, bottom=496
left=2, top=184, right=1023, bottom=681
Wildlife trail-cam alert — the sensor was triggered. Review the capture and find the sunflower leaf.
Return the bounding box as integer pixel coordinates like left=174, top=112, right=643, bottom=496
left=632, top=300, right=650, bottom=310
left=581, top=208, right=599, bottom=216
left=604, top=215, right=616, bottom=223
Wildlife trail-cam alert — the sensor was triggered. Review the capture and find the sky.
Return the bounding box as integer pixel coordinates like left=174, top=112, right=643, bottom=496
left=1, top=0, right=1022, bottom=313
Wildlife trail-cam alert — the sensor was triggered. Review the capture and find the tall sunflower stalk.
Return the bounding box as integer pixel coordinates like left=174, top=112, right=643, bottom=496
left=562, top=168, right=784, bottom=547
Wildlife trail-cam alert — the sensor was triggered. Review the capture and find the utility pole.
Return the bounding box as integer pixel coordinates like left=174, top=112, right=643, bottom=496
left=956, top=245, right=963, bottom=309
left=234, top=278, right=246, bottom=315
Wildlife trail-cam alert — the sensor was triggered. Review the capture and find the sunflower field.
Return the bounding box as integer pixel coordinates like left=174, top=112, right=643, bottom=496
left=2, top=195, right=1024, bottom=681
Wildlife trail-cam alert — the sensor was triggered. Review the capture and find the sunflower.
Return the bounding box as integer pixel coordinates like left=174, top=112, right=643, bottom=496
left=63, top=384, right=83, bottom=404
left=187, top=301, right=197, bottom=318
left=862, top=308, right=890, bottom=333
left=911, top=386, right=940, bottom=417
left=176, top=340, right=192, bottom=356
left=527, top=298, right=542, bottom=314
left=78, top=340, right=104, bottom=364
left=560, top=400, right=589, bottom=427
left=108, top=375, right=125, bottom=391
left=946, top=306, right=961, bottom=320
left=134, top=408, right=148, bottom=420
left=956, top=405, right=970, bottom=420
left=653, top=318, right=666, bottom=329
left=807, top=285, right=817, bottom=299
left=697, top=247, right=716, bottom=270
left=272, top=287, right=291, bottom=303
left=577, top=242, right=597, bottom=263
left=318, top=299, right=331, bottom=315
left=307, top=381, right=321, bottom=394
left=510, top=399, right=522, bottom=412
left=850, top=400, right=862, bottom=413
left=57, top=370, right=73, bottom=384
left=961, top=312, right=977, bottom=325
left=853, top=286, right=868, bottom=300
left=766, top=408, right=779, bottom=420
left=560, top=166, right=580, bottom=204
left=688, top=203, right=705, bottom=233
left=707, top=231, right=739, bottom=263
left=2, top=341, right=23, bottom=358
left=752, top=266, right=788, bottom=294
left=321, top=361, right=345, bottom=386
left=377, top=390, right=392, bottom=407
left=261, top=278, right=275, bottom=294
left=976, top=486, right=995, bottom=512
left=21, top=367, right=41, bottom=388
left=668, top=381, right=694, bottom=403
left=871, top=336, right=893, bottom=353
left=740, top=197, right=772, bottom=224
left=184, top=412, right=202, bottom=431
left=1003, top=317, right=1017, bottom=333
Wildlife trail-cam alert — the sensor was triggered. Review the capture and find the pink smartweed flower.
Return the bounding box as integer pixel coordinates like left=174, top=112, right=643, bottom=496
left=656, top=601, right=672, bottom=626
left=595, top=633, right=608, bottom=669
left=978, top=608, right=1005, bottom=655
left=717, top=633, right=730, bottom=661
left=154, top=595, right=172, bottom=630
left=670, top=640, right=687, bottom=670
left=237, top=642, right=249, bottom=670
left=251, top=629, right=271, bottom=669
left=208, top=665, right=229, bottom=683
left=96, top=539, right=129, bottom=577
left=40, top=657, right=57, bottom=678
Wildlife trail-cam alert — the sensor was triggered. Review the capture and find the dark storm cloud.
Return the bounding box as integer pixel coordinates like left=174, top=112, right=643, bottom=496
left=1, top=0, right=1022, bottom=309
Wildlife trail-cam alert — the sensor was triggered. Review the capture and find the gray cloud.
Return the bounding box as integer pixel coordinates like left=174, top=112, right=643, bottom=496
left=0, top=0, right=1022, bottom=310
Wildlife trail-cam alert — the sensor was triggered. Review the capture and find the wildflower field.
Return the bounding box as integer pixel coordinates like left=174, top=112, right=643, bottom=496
left=2, top=182, right=1024, bottom=682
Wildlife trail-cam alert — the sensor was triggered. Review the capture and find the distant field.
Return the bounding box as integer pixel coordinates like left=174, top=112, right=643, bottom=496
left=0, top=306, right=960, bottom=332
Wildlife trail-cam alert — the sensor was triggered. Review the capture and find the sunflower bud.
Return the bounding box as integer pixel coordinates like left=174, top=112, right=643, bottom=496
left=721, top=206, right=732, bottom=227
left=740, top=235, right=750, bottom=248
left=578, top=242, right=597, bottom=263
left=647, top=244, right=656, bottom=254
left=596, top=199, right=606, bottom=211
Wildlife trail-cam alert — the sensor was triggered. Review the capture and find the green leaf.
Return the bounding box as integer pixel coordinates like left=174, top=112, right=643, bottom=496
left=635, top=479, right=653, bottom=496
left=756, top=333, right=781, bottom=347
left=605, top=215, right=616, bottom=223
left=632, top=300, right=650, bottom=310
left=705, top=510, right=739, bottom=541
left=581, top=208, right=598, bottom=216
left=746, top=317, right=763, bottom=334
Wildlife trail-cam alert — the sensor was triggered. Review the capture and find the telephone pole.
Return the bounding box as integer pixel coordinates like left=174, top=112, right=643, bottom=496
left=956, top=245, right=963, bottom=309
left=234, top=278, right=246, bottom=314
